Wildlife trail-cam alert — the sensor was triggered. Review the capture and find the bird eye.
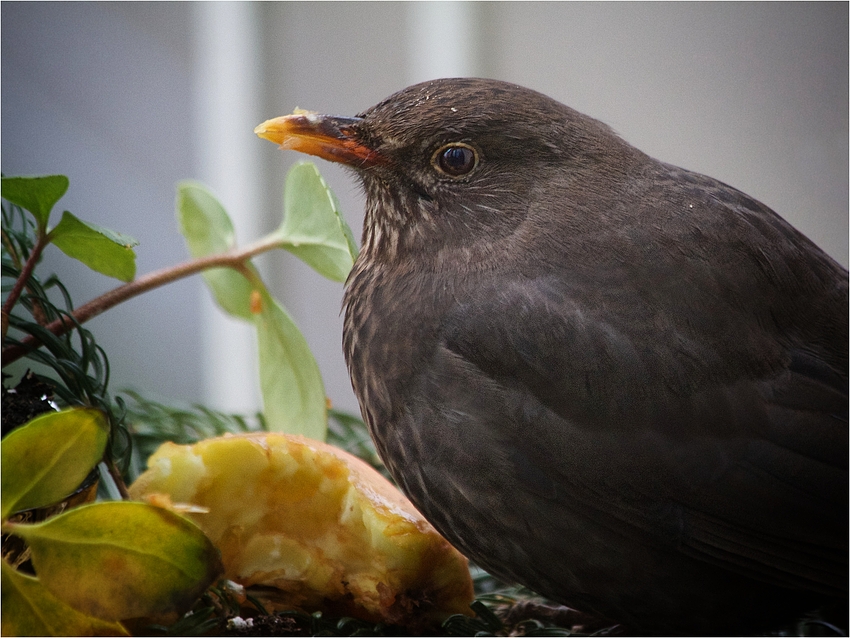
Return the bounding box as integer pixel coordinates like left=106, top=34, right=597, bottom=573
left=432, top=143, right=478, bottom=177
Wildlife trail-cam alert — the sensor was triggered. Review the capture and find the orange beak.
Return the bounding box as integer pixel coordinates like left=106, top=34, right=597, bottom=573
left=254, top=112, right=382, bottom=168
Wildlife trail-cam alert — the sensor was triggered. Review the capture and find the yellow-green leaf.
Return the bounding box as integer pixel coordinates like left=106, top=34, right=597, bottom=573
left=254, top=288, right=327, bottom=440
left=50, top=212, right=138, bottom=282
left=1, top=407, right=109, bottom=519
left=1, top=175, right=69, bottom=230
left=275, top=161, right=358, bottom=282
left=175, top=179, right=328, bottom=439
left=2, top=560, right=128, bottom=636
left=11, top=501, right=222, bottom=621
left=176, top=180, right=254, bottom=319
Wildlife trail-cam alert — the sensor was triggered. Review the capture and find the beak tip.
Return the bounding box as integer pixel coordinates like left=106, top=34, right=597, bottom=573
left=254, top=118, right=284, bottom=144
left=253, top=112, right=375, bottom=166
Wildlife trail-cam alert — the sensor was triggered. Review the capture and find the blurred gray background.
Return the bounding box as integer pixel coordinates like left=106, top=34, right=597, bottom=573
left=3, top=2, right=847, bottom=418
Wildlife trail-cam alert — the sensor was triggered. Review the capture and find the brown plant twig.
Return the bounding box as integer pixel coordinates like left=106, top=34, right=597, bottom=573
left=104, top=457, right=131, bottom=500
left=2, top=235, right=50, bottom=340
left=1, top=227, right=23, bottom=270
left=2, top=236, right=282, bottom=366
left=1, top=228, right=49, bottom=328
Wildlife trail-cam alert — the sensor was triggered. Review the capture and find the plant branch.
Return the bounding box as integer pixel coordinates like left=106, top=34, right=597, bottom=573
left=1, top=227, right=23, bottom=270
left=2, top=224, right=50, bottom=327
left=105, top=457, right=131, bottom=500
left=2, top=234, right=50, bottom=341
left=2, top=235, right=283, bottom=366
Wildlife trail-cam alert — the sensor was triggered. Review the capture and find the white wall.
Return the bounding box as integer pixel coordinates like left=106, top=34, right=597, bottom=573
left=2, top=3, right=202, bottom=402
left=3, top=2, right=847, bottom=417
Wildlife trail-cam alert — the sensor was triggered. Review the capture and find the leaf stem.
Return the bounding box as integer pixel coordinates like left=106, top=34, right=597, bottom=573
left=2, top=235, right=284, bottom=366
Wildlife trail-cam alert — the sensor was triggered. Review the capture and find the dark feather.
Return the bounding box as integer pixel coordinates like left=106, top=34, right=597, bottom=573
left=333, top=78, right=848, bottom=634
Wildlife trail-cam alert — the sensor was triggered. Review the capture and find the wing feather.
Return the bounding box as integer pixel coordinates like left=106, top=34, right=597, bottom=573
left=431, top=279, right=847, bottom=595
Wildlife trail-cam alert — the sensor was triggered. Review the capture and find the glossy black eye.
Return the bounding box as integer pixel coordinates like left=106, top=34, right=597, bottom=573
left=432, top=143, right=478, bottom=177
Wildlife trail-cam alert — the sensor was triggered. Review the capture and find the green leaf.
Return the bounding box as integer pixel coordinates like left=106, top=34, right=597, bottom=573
left=176, top=180, right=254, bottom=320
left=175, top=179, right=328, bottom=439
left=254, top=288, right=327, bottom=440
left=1, top=407, right=109, bottom=520
left=1, top=175, right=69, bottom=229
left=275, top=161, right=358, bottom=282
left=49, top=211, right=138, bottom=282
left=2, top=561, right=129, bottom=636
left=11, top=501, right=222, bottom=621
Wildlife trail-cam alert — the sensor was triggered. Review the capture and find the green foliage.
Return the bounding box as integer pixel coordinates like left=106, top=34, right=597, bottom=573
left=2, top=197, right=38, bottom=268
left=2, top=198, right=131, bottom=474
left=276, top=161, right=358, bottom=282
left=1, top=174, right=138, bottom=282
left=0, top=175, right=68, bottom=230
left=176, top=179, right=329, bottom=438
left=0, top=163, right=393, bottom=636
left=253, top=287, right=327, bottom=438
left=176, top=181, right=256, bottom=320
left=1, top=409, right=222, bottom=635
left=0, top=408, right=109, bottom=519
left=2, top=561, right=129, bottom=637
left=1, top=174, right=284, bottom=634
left=11, top=502, right=222, bottom=621
left=49, top=211, right=138, bottom=282
left=177, top=179, right=329, bottom=437
left=175, top=161, right=359, bottom=441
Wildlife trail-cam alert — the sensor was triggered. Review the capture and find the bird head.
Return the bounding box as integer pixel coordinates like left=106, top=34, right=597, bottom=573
left=255, top=78, right=637, bottom=263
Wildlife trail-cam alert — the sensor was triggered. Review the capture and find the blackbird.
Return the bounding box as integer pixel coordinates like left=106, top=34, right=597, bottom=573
left=255, top=78, right=848, bottom=634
